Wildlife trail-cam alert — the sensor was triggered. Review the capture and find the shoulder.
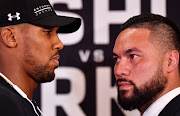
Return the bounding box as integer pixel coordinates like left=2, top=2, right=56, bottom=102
left=0, top=84, right=20, bottom=100
left=0, top=85, right=26, bottom=116
left=174, top=110, right=180, bottom=116
left=0, top=85, right=38, bottom=116
left=159, top=94, right=180, bottom=116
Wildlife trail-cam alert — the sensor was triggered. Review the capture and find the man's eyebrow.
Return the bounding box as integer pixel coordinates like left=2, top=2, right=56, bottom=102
left=112, top=48, right=142, bottom=56
left=124, top=48, right=142, bottom=54
left=112, top=53, right=118, bottom=56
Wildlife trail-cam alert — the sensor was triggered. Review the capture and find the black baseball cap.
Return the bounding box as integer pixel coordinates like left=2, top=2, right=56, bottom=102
left=0, top=0, right=81, bottom=33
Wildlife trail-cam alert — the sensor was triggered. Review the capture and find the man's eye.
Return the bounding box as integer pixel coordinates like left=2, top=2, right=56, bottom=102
left=130, top=54, right=138, bottom=59
left=113, top=57, right=120, bottom=62
left=44, top=30, right=52, bottom=33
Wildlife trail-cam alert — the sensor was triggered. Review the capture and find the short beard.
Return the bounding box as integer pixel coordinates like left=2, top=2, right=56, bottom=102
left=23, top=40, right=56, bottom=83
left=32, top=65, right=55, bottom=83
left=117, top=65, right=167, bottom=111
left=25, top=60, right=56, bottom=83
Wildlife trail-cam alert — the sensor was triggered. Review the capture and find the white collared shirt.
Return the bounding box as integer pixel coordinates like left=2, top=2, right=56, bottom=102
left=142, top=87, right=180, bottom=116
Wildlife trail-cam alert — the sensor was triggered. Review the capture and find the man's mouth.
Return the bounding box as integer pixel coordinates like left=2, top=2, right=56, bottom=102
left=118, top=81, right=133, bottom=91
left=51, top=55, right=60, bottom=66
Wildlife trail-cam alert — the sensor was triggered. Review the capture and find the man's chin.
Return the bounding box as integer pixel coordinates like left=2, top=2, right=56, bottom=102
left=117, top=88, right=138, bottom=111
left=38, top=77, right=55, bottom=83
left=41, top=78, right=55, bottom=83
left=118, top=95, right=137, bottom=111
left=119, top=87, right=134, bottom=98
left=35, top=72, right=55, bottom=83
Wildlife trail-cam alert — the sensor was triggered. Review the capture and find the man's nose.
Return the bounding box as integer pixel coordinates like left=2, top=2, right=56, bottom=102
left=53, top=34, right=64, bottom=50
left=114, top=59, right=131, bottom=78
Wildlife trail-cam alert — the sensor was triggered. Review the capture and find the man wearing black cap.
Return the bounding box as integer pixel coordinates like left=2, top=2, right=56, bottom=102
left=0, top=0, right=81, bottom=116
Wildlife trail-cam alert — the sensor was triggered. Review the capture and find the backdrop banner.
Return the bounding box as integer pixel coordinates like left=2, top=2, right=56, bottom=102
left=32, top=0, right=180, bottom=116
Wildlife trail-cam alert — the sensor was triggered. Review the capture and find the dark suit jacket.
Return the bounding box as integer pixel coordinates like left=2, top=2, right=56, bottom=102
left=0, top=77, right=40, bottom=116
left=158, top=94, right=180, bottom=116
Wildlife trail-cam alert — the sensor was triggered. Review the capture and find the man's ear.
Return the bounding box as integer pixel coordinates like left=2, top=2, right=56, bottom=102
left=166, top=50, right=179, bottom=73
left=1, top=26, right=17, bottom=47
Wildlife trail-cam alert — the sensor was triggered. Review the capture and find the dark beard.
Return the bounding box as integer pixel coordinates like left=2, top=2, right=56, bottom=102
left=23, top=40, right=56, bottom=83
left=32, top=65, right=55, bottom=83
left=117, top=66, right=167, bottom=111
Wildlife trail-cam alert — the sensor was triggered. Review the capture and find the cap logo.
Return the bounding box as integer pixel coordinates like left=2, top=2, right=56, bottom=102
left=34, top=5, right=52, bottom=16
left=8, top=12, right=21, bottom=21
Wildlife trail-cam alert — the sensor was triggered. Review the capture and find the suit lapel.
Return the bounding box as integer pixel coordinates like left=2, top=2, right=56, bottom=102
left=158, top=94, right=180, bottom=116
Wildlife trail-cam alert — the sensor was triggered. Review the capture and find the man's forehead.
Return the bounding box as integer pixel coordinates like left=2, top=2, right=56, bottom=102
left=118, top=28, right=151, bottom=40
left=113, top=28, right=153, bottom=55
left=115, top=28, right=151, bottom=47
